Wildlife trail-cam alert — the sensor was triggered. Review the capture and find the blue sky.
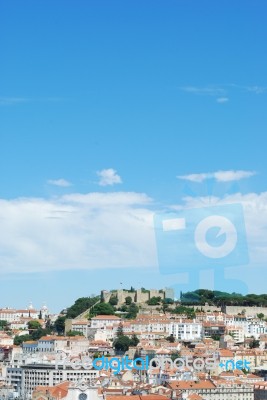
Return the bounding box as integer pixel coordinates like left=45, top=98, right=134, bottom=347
left=0, top=1, right=267, bottom=312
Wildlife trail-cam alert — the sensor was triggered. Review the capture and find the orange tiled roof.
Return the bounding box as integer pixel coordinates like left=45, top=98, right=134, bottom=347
left=34, top=381, right=69, bottom=398
left=168, top=380, right=216, bottom=390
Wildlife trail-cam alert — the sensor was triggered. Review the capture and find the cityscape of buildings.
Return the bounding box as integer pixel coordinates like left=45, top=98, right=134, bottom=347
left=1, top=288, right=267, bottom=399
left=2, top=1, right=266, bottom=400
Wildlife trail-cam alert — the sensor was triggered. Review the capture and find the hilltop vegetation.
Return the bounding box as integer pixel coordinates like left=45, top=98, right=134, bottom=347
left=181, top=289, right=267, bottom=307
left=64, top=296, right=100, bottom=319
left=52, top=289, right=267, bottom=336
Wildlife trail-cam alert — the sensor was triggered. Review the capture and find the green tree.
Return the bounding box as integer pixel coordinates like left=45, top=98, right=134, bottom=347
left=162, top=303, right=170, bottom=313
left=66, top=296, right=100, bottom=319
left=117, top=304, right=128, bottom=312
left=166, top=334, right=175, bottom=343
left=14, top=334, right=32, bottom=346
left=90, top=302, right=115, bottom=317
left=31, top=327, right=51, bottom=340
left=130, top=334, right=139, bottom=346
left=147, top=296, right=161, bottom=306
left=45, top=318, right=52, bottom=330
left=125, top=296, right=132, bottom=305
left=164, top=298, right=174, bottom=304
left=249, top=338, right=260, bottom=349
left=257, top=313, right=265, bottom=320
left=109, top=296, right=118, bottom=306
left=171, top=305, right=196, bottom=319
left=179, top=289, right=267, bottom=307
left=125, top=303, right=139, bottom=319
left=53, top=316, right=66, bottom=334
left=0, top=320, right=8, bottom=330
left=211, top=334, right=221, bottom=341
left=66, top=330, right=84, bottom=336
left=116, top=323, right=124, bottom=337
left=27, top=320, right=41, bottom=333
left=113, top=335, right=131, bottom=352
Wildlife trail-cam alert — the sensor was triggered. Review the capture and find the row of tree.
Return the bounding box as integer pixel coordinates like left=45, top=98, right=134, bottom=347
left=180, top=289, right=267, bottom=307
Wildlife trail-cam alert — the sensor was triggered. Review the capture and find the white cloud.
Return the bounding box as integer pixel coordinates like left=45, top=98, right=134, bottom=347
left=213, top=170, right=256, bottom=182
left=1, top=189, right=267, bottom=278
left=63, top=192, right=151, bottom=206
left=244, top=86, right=267, bottom=94
left=97, top=168, right=122, bottom=186
left=178, top=173, right=211, bottom=183
left=177, top=170, right=256, bottom=183
left=0, top=192, right=155, bottom=274
left=216, top=97, right=229, bottom=103
left=47, top=179, right=72, bottom=187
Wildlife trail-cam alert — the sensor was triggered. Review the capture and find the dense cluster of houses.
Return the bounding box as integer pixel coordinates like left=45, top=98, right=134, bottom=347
left=2, top=304, right=267, bottom=399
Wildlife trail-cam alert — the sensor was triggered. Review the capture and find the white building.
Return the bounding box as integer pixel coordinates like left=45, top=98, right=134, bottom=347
left=90, top=315, right=121, bottom=329
left=0, top=333, right=13, bottom=346
left=225, top=326, right=245, bottom=343
left=71, top=320, right=89, bottom=337
left=169, top=321, right=203, bottom=341
left=9, top=320, right=28, bottom=330
left=168, top=379, right=253, bottom=400
left=247, top=321, right=267, bottom=339
left=36, top=336, right=90, bottom=355
left=33, top=380, right=103, bottom=400
left=0, top=307, right=39, bottom=323
left=7, top=363, right=99, bottom=395
left=0, top=309, right=18, bottom=323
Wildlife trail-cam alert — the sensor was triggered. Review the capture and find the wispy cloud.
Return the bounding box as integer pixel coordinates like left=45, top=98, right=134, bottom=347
left=0, top=96, right=68, bottom=106
left=0, top=97, right=29, bottom=106
left=181, top=86, right=226, bottom=96
left=216, top=97, right=229, bottom=103
left=177, top=170, right=256, bottom=183
left=246, top=85, right=267, bottom=94
left=97, top=168, right=122, bottom=186
left=47, top=179, right=72, bottom=187
left=180, top=83, right=267, bottom=102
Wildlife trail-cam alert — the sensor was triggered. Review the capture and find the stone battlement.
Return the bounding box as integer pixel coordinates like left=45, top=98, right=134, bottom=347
left=101, top=287, right=174, bottom=306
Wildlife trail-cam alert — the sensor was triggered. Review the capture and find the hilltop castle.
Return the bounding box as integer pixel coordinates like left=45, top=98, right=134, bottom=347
left=101, top=287, right=174, bottom=306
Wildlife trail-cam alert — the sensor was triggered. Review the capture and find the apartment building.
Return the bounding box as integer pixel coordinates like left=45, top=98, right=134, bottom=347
left=90, top=315, right=121, bottom=329
left=225, top=326, right=244, bottom=343
left=168, top=379, right=254, bottom=400
left=203, top=322, right=226, bottom=338
left=0, top=309, right=17, bottom=323
left=120, top=318, right=170, bottom=340
left=247, top=321, right=267, bottom=339
left=169, top=322, right=203, bottom=341
left=7, top=363, right=99, bottom=395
